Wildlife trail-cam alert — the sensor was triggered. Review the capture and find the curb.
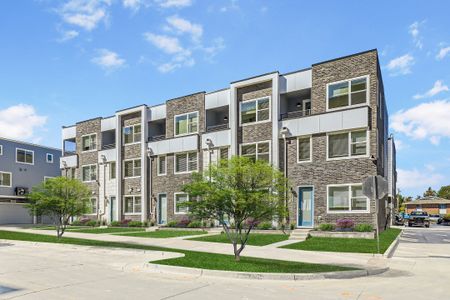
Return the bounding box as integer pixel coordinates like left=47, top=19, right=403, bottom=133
left=143, top=263, right=389, bottom=281
left=383, top=229, right=403, bottom=258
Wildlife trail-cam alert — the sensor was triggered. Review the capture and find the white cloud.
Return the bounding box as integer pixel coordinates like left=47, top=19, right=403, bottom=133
left=391, top=100, right=450, bottom=145
left=91, top=49, right=126, bottom=71
left=202, top=37, right=225, bottom=59
left=386, top=54, right=414, bottom=76
left=413, top=80, right=449, bottom=99
left=220, top=0, right=239, bottom=12
left=436, top=46, right=450, bottom=60
left=144, top=33, right=184, bottom=54
left=409, top=21, right=424, bottom=49
left=58, top=29, right=79, bottom=42
left=156, top=0, right=192, bottom=8
left=394, top=139, right=406, bottom=150
left=397, top=168, right=444, bottom=190
left=58, top=0, right=112, bottom=31
left=123, top=0, right=142, bottom=10
left=166, top=15, right=203, bottom=41
left=0, top=104, right=47, bottom=140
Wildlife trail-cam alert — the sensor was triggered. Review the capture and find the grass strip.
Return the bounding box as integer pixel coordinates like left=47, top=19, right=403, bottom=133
left=68, top=227, right=146, bottom=234
left=0, top=230, right=355, bottom=273
left=116, top=230, right=207, bottom=238
left=282, top=228, right=401, bottom=254
left=189, top=233, right=289, bottom=246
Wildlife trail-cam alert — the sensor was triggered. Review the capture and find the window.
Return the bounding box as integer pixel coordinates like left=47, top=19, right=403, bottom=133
left=0, top=145, right=3, bottom=155
left=16, top=148, right=34, bottom=165
left=70, top=168, right=76, bottom=179
left=328, top=130, right=368, bottom=159
left=297, top=136, right=311, bottom=162
left=240, top=142, right=270, bottom=162
left=82, top=165, right=97, bottom=182
left=157, top=156, right=166, bottom=175
left=124, top=196, right=141, bottom=214
left=0, top=172, right=12, bottom=187
left=219, top=147, right=229, bottom=162
left=327, top=76, right=368, bottom=110
left=110, top=162, right=116, bottom=180
left=175, top=193, right=189, bottom=214
left=328, top=184, right=369, bottom=212
left=124, top=159, right=141, bottom=178
left=81, top=134, right=97, bottom=151
left=175, top=152, right=198, bottom=173
left=88, top=198, right=97, bottom=214
left=175, top=112, right=198, bottom=136
left=123, top=124, right=141, bottom=144
left=240, top=97, right=270, bottom=125
left=46, top=153, right=54, bottom=163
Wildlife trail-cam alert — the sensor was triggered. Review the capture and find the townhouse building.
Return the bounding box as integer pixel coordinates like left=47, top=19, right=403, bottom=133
left=60, top=49, right=396, bottom=230
left=0, top=137, right=61, bottom=224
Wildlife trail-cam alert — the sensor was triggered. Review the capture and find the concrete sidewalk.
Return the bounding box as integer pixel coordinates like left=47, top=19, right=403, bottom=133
left=0, top=226, right=387, bottom=270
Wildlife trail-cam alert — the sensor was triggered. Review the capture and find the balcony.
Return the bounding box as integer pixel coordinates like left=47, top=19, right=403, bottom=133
left=280, top=109, right=311, bottom=120
left=280, top=89, right=311, bottom=121
left=148, top=135, right=166, bottom=142
left=102, top=143, right=116, bottom=150
left=60, top=155, right=78, bottom=169
left=206, top=105, right=229, bottom=133
left=206, top=123, right=229, bottom=132
left=148, top=119, right=166, bottom=142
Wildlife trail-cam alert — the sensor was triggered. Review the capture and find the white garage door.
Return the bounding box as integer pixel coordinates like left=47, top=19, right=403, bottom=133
left=0, top=203, right=34, bottom=224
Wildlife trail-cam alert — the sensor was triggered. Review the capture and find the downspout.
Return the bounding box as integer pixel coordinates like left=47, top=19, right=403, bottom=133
left=280, top=127, right=289, bottom=228
left=99, top=155, right=107, bottom=223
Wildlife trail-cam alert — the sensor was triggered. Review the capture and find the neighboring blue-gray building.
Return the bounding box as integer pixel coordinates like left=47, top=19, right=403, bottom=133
left=0, top=137, right=61, bottom=224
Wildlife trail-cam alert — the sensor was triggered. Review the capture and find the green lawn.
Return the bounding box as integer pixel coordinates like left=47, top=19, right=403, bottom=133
left=189, top=233, right=289, bottom=246
left=67, top=227, right=146, bottom=234
left=116, top=230, right=207, bottom=238
left=0, top=230, right=355, bottom=274
left=32, top=225, right=89, bottom=230
left=282, top=228, right=401, bottom=254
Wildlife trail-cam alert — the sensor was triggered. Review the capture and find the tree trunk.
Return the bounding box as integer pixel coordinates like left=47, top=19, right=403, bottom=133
left=233, top=242, right=241, bottom=261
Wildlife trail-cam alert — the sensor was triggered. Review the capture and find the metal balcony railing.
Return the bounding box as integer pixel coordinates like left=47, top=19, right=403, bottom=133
left=148, top=135, right=166, bottom=142
left=102, top=143, right=116, bottom=150
left=63, top=151, right=76, bottom=156
left=280, top=109, right=311, bottom=120
left=206, top=123, right=229, bottom=132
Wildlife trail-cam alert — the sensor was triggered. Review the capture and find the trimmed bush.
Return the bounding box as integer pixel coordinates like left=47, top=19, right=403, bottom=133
left=128, top=221, right=143, bottom=227
left=355, top=224, right=373, bottom=232
left=336, top=219, right=355, bottom=230
left=257, top=222, right=272, bottom=230
left=110, top=221, right=121, bottom=227
left=86, top=220, right=97, bottom=227
left=178, top=217, right=191, bottom=228
left=187, top=220, right=202, bottom=228
left=443, top=214, right=450, bottom=222
left=318, top=223, right=334, bottom=231
left=167, top=221, right=178, bottom=227
left=71, top=220, right=83, bottom=226
left=290, top=223, right=295, bottom=230
left=121, top=219, right=132, bottom=226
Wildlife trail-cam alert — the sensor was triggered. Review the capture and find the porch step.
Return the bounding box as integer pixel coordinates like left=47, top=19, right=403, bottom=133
left=289, top=229, right=311, bottom=241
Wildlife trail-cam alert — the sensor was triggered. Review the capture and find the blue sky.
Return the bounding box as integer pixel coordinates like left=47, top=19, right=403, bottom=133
left=0, top=0, right=449, bottom=197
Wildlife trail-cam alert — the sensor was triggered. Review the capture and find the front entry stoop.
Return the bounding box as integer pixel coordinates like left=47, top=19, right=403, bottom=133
left=289, top=229, right=312, bottom=241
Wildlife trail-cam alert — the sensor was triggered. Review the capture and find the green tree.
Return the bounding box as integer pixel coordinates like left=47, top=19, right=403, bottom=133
left=423, top=187, right=437, bottom=197
left=27, top=177, right=91, bottom=238
left=437, top=185, right=450, bottom=200
left=182, top=156, right=290, bottom=261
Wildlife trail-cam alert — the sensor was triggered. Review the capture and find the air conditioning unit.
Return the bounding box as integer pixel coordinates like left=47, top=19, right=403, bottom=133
left=15, top=187, right=29, bottom=196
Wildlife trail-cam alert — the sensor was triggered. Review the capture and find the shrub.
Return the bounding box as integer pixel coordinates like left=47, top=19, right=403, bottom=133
left=150, top=221, right=155, bottom=227
left=443, top=214, right=450, bottom=222
left=128, top=221, right=143, bottom=227
left=290, top=223, right=295, bottom=230
left=167, top=220, right=178, bottom=227
left=210, top=221, right=215, bottom=228
left=257, top=222, right=272, bottom=230
left=318, top=223, right=334, bottom=231
left=86, top=220, right=97, bottom=227
left=121, top=219, right=132, bottom=226
left=354, top=224, right=373, bottom=232
left=71, top=220, right=83, bottom=226
left=178, top=217, right=191, bottom=228
left=110, top=221, right=121, bottom=227
left=188, top=220, right=202, bottom=228
left=336, top=219, right=355, bottom=230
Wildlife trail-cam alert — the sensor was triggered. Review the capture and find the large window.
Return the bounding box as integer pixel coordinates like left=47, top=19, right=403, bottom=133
left=82, top=134, right=97, bottom=151
left=157, top=155, right=166, bottom=176
left=240, top=97, right=270, bottom=125
left=124, top=159, right=141, bottom=178
left=88, top=198, right=97, bottom=214
left=328, top=130, right=368, bottom=159
left=175, top=152, right=198, bottom=173
left=82, top=165, right=97, bottom=182
left=297, top=136, right=311, bottom=162
left=123, top=124, right=141, bottom=144
left=174, top=193, right=189, bottom=214
left=327, top=77, right=368, bottom=110
left=124, top=196, right=141, bottom=214
left=240, top=142, right=270, bottom=162
left=328, top=184, right=368, bottom=212
left=0, top=172, right=12, bottom=187
left=175, top=112, right=198, bottom=136
left=16, top=148, right=34, bottom=165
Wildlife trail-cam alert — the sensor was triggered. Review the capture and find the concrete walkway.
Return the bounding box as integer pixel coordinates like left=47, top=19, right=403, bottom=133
left=0, top=226, right=387, bottom=270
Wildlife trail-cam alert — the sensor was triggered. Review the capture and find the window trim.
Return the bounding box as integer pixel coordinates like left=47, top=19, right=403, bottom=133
left=157, top=155, right=167, bottom=176
left=0, top=171, right=12, bottom=187
left=46, top=153, right=54, bottom=163
left=123, top=195, right=142, bottom=215
left=87, top=197, right=98, bottom=215
left=15, top=148, right=34, bottom=165
left=173, top=111, right=199, bottom=137
left=297, top=135, right=312, bottom=163
left=123, top=158, right=141, bottom=178
left=174, top=151, right=198, bottom=174
left=0, top=145, right=3, bottom=155
left=239, top=140, right=271, bottom=162
left=43, top=176, right=54, bottom=182
left=122, top=124, right=142, bottom=145
left=326, top=129, right=370, bottom=161
left=81, top=164, right=97, bottom=182
left=174, top=192, right=189, bottom=215
left=239, top=96, right=272, bottom=126
left=81, top=133, right=97, bottom=152
left=326, top=75, right=370, bottom=112
left=326, top=183, right=370, bottom=214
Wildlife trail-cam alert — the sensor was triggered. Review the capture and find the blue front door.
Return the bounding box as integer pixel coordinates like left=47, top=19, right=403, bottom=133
left=298, top=187, right=314, bottom=227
